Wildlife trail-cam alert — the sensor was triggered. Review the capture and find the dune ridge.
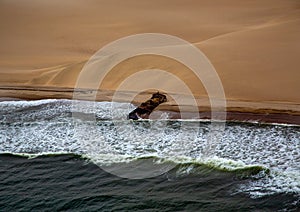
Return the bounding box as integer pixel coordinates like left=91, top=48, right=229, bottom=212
left=0, top=0, right=299, bottom=123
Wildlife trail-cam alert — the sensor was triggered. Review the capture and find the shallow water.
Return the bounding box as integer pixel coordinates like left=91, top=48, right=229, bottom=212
left=0, top=99, right=299, bottom=210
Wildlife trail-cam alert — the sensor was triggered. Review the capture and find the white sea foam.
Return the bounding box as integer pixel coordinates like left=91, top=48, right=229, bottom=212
left=0, top=99, right=299, bottom=197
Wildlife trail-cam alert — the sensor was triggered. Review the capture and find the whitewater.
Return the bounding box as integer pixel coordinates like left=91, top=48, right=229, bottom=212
left=0, top=99, right=299, bottom=199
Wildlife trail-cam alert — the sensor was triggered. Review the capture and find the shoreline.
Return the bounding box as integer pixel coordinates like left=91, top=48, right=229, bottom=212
left=1, top=86, right=299, bottom=125
left=1, top=0, right=299, bottom=126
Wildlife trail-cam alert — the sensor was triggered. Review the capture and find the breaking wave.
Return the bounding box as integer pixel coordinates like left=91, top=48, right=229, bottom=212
left=0, top=99, right=299, bottom=198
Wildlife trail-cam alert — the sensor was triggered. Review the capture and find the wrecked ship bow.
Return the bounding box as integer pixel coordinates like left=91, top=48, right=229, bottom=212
left=128, top=92, right=167, bottom=120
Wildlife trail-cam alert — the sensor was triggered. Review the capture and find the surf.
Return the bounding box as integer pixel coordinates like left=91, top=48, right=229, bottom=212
left=0, top=99, right=299, bottom=198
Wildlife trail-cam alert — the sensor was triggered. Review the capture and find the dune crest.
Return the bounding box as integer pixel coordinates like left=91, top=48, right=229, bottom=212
left=0, top=0, right=299, bottom=119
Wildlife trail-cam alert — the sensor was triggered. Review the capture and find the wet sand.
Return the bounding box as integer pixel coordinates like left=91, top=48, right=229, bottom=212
left=0, top=0, right=299, bottom=124
left=0, top=86, right=299, bottom=125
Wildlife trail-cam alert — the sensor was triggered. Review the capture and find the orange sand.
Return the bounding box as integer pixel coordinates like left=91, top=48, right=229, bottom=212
left=0, top=0, right=299, bottom=117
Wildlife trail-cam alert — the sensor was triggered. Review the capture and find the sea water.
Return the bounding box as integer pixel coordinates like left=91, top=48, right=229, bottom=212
left=0, top=99, right=299, bottom=210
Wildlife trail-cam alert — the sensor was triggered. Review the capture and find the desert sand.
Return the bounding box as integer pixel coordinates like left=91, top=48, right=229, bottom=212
left=0, top=0, right=299, bottom=122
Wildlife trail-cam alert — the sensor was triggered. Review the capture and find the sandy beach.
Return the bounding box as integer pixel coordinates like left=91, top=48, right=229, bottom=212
left=1, top=2, right=300, bottom=210
left=0, top=0, right=299, bottom=123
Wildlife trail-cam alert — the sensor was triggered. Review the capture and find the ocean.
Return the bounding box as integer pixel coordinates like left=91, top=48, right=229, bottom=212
left=0, top=99, right=299, bottom=211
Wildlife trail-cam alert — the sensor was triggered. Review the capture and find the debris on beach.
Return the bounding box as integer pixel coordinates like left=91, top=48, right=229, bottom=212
left=128, top=92, right=167, bottom=120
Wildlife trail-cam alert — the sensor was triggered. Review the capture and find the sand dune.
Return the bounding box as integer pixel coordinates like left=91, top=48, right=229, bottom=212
left=0, top=0, right=299, bottom=117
